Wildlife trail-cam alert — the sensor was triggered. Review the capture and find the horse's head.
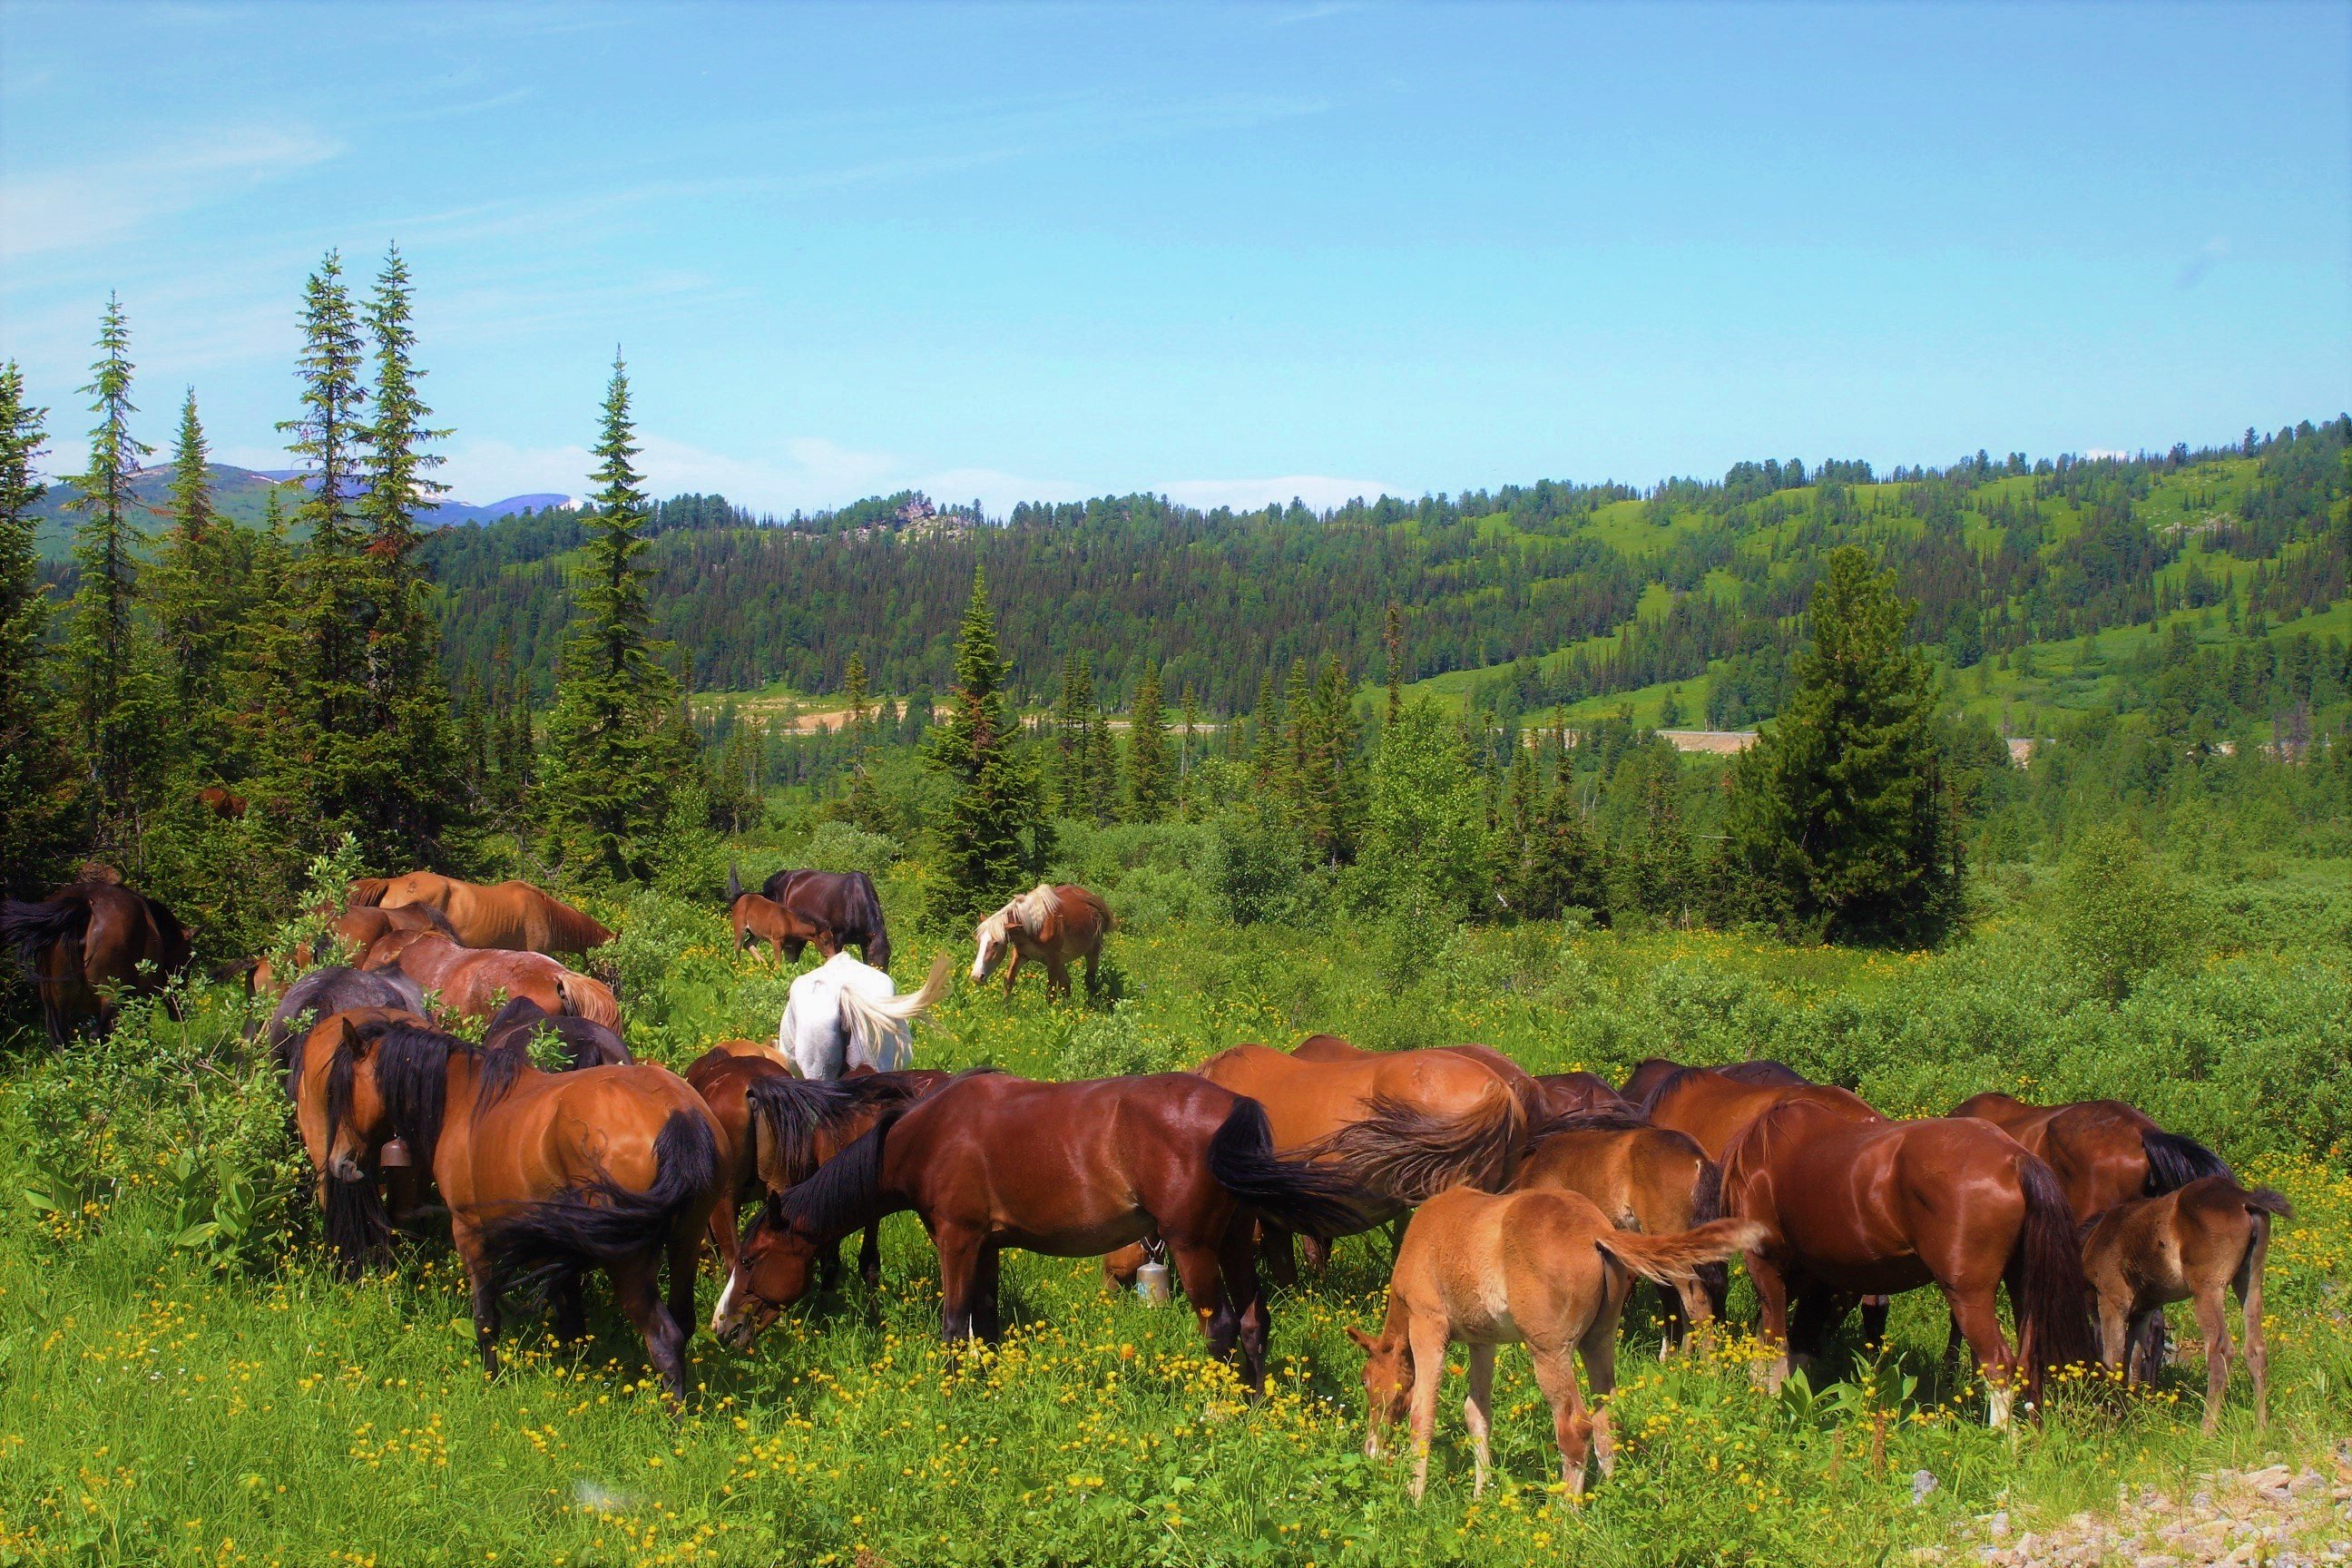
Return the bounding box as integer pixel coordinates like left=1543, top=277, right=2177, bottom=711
left=710, top=1202, right=818, bottom=1349
left=970, top=909, right=1012, bottom=982
left=1342, top=1326, right=1414, bottom=1456
left=321, top=1016, right=397, bottom=1184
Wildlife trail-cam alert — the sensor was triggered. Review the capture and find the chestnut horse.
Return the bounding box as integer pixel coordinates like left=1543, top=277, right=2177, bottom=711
left=758, top=868, right=890, bottom=968
left=481, top=996, right=632, bottom=1070
left=290, top=1006, right=430, bottom=1273
left=1348, top=1186, right=1765, bottom=1500
left=325, top=903, right=456, bottom=964
left=1639, top=1063, right=1875, bottom=1161
left=1509, top=1115, right=1729, bottom=1349
left=2082, top=1175, right=2291, bottom=1430
left=322, top=1020, right=724, bottom=1401
left=360, top=931, right=620, bottom=1029
left=260, top=965, right=427, bottom=1087
left=348, top=872, right=612, bottom=956
left=1721, top=1096, right=2099, bottom=1424
left=1534, top=1072, right=1638, bottom=1123
left=711, top=1072, right=1361, bottom=1391
left=970, top=883, right=1113, bottom=1000
left=724, top=868, right=838, bottom=965
left=1621, top=1056, right=1808, bottom=1105
left=1950, top=1093, right=2232, bottom=1220
left=681, top=1047, right=949, bottom=1282
left=1, top=876, right=196, bottom=1044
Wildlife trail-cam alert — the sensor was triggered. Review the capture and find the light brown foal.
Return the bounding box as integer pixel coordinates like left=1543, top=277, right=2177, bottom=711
left=1348, top=1186, right=1763, bottom=1501
left=1509, top=1121, right=1727, bottom=1352
left=2082, top=1174, right=2291, bottom=1431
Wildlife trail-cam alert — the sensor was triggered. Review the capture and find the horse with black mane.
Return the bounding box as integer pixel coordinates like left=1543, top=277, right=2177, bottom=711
left=480, top=995, right=632, bottom=1070
left=1, top=872, right=195, bottom=1044
left=758, top=868, right=890, bottom=968
left=320, top=1020, right=724, bottom=1402
left=260, top=965, right=427, bottom=1089
left=712, top=1071, right=1362, bottom=1392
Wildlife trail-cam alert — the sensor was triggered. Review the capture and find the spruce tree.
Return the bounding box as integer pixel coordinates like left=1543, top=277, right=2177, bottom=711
left=1127, top=660, right=1172, bottom=821
left=152, top=388, right=243, bottom=776
left=1726, top=545, right=1961, bottom=944
left=279, top=252, right=370, bottom=766
left=1053, top=652, right=1096, bottom=816
left=0, top=364, right=74, bottom=883
left=1384, top=603, right=1406, bottom=729
left=926, top=566, right=1038, bottom=924
left=844, top=651, right=869, bottom=757
left=540, top=354, right=690, bottom=880
left=1085, top=699, right=1121, bottom=823
left=63, top=294, right=160, bottom=856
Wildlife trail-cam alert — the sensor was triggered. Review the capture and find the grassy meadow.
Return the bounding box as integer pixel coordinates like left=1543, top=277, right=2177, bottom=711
left=3, top=858, right=2350, bottom=1566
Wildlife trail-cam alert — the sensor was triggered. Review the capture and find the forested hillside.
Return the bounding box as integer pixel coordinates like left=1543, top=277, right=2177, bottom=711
left=423, top=420, right=2351, bottom=741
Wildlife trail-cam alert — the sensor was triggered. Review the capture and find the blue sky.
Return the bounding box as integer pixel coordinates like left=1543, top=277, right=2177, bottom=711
left=3, top=1, right=2347, bottom=514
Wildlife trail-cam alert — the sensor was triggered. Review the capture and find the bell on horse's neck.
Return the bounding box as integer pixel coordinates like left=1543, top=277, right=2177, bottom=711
left=379, top=1139, right=412, bottom=1168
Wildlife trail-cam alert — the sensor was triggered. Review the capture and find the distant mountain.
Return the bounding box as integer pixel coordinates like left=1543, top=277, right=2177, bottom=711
left=27, top=465, right=571, bottom=561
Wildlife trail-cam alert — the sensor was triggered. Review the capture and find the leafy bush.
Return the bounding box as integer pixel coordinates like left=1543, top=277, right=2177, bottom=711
left=1202, top=810, right=1311, bottom=926
left=2052, top=825, right=2197, bottom=1000
left=804, top=819, right=900, bottom=874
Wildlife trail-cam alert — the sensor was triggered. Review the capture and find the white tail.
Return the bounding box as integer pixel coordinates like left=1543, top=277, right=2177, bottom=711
left=838, top=954, right=953, bottom=1067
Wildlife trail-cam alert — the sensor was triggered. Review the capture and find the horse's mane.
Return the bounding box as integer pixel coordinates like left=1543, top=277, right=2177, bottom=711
left=347, top=877, right=392, bottom=909
left=1010, top=884, right=1057, bottom=929
left=1534, top=1106, right=1655, bottom=1137
left=362, top=1023, right=529, bottom=1167
left=974, top=906, right=1011, bottom=947
left=746, top=1073, right=928, bottom=1189
left=773, top=1103, right=908, bottom=1244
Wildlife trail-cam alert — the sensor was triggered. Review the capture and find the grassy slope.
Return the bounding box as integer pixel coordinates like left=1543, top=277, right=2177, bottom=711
left=3, top=877, right=2349, bottom=1567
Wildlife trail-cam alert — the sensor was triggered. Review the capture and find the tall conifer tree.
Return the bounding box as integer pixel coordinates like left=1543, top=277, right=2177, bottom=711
left=0, top=364, right=74, bottom=881
left=926, top=566, right=1038, bottom=923
left=1127, top=660, right=1172, bottom=821
left=152, top=388, right=243, bottom=774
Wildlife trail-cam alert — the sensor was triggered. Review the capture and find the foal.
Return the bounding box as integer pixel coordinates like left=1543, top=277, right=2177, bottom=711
left=1348, top=1186, right=1762, bottom=1501
left=729, top=891, right=838, bottom=964
left=2082, top=1174, right=2291, bottom=1430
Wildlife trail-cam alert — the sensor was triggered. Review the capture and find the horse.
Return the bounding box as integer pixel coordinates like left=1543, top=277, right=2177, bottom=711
left=195, top=785, right=248, bottom=819
left=1348, top=1186, right=1765, bottom=1501
left=757, top=868, right=890, bottom=968
left=1621, top=1056, right=1808, bottom=1105
left=360, top=930, right=621, bottom=1029
left=1289, top=1034, right=1540, bottom=1101
left=258, top=965, right=427, bottom=1088
left=682, top=1048, right=952, bottom=1284
left=347, top=872, right=612, bottom=956
left=324, top=902, right=456, bottom=965
left=970, top=883, right=1113, bottom=1000
left=2082, top=1175, right=2291, bottom=1430
left=777, top=952, right=952, bottom=1079
left=289, top=1006, right=431, bottom=1274
left=1639, top=1064, right=1874, bottom=1161
left=1533, top=1072, right=1638, bottom=1123
left=320, top=1020, right=724, bottom=1402
left=1509, top=1115, right=1729, bottom=1351
left=1720, top=1096, right=2099, bottom=1425
left=0, top=876, right=196, bottom=1044
left=480, top=995, right=632, bottom=1070
left=724, top=875, right=838, bottom=965
left=711, top=1072, right=1362, bottom=1392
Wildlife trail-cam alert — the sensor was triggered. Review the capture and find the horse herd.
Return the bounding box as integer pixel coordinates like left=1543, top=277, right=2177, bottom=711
left=1, top=864, right=2298, bottom=1502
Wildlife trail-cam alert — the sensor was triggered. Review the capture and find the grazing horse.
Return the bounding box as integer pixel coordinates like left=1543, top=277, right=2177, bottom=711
left=360, top=931, right=620, bottom=1029
left=1509, top=1116, right=1729, bottom=1350
left=758, top=868, right=890, bottom=968
left=710, top=1072, right=1361, bottom=1392
left=195, top=785, right=249, bottom=818
left=1950, top=1093, right=2233, bottom=1220
left=777, top=952, right=952, bottom=1079
left=1720, top=1096, right=2099, bottom=1424
left=325, top=903, right=456, bottom=965
left=1640, top=1064, right=1874, bottom=1162
left=259, top=965, right=428, bottom=1087
left=970, top=883, right=1113, bottom=1000
left=480, top=996, right=632, bottom=1070
left=1, top=877, right=196, bottom=1044
left=683, top=1048, right=952, bottom=1283
left=1621, top=1056, right=1808, bottom=1105
left=347, top=872, right=612, bottom=956
left=1534, top=1072, right=1638, bottom=1123
left=1348, top=1186, right=1765, bottom=1501
left=321, top=1021, right=724, bottom=1402
left=289, top=1007, right=431, bottom=1273
left=726, top=865, right=838, bottom=964
left=2082, top=1176, right=2290, bottom=1430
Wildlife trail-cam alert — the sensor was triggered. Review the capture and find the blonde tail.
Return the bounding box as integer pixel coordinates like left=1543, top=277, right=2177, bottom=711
left=1593, top=1219, right=1769, bottom=1286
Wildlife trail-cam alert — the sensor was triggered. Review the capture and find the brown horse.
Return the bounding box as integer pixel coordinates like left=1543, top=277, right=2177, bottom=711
left=260, top=965, right=427, bottom=1087
left=1510, top=1117, right=1728, bottom=1350
left=727, top=890, right=838, bottom=965
left=360, top=931, right=620, bottom=1028
left=348, top=872, right=613, bottom=956
left=1621, top=1056, right=1808, bottom=1106
left=1, top=877, right=196, bottom=1044
left=1640, top=1064, right=1875, bottom=1161
left=1348, top=1186, right=1765, bottom=1500
left=1721, top=1096, right=2099, bottom=1424
left=289, top=1007, right=432, bottom=1273
left=970, top=883, right=1113, bottom=999
left=1534, top=1072, right=1637, bottom=1122
left=1950, top=1092, right=2233, bottom=1220
left=325, top=902, right=456, bottom=964
left=195, top=785, right=249, bottom=818
left=481, top=996, right=632, bottom=1070
left=2082, top=1175, right=2290, bottom=1430
left=757, top=868, right=890, bottom=968
left=322, top=1020, right=723, bottom=1401
left=711, top=1072, right=1361, bottom=1390
left=681, top=1048, right=948, bottom=1284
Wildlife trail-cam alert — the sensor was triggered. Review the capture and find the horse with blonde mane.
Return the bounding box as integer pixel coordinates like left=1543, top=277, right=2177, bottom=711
left=777, top=953, right=954, bottom=1079
left=971, top=883, right=1112, bottom=999
left=359, top=930, right=621, bottom=1029
left=347, top=872, right=612, bottom=956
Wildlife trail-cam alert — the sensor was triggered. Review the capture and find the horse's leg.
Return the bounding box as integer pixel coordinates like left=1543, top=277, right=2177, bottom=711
left=1046, top=957, right=1070, bottom=1002
left=1858, top=1295, right=1890, bottom=1357
left=612, top=1252, right=691, bottom=1406
left=665, top=1227, right=701, bottom=1346
left=2094, top=1296, right=2132, bottom=1382
left=2239, top=1224, right=2270, bottom=1426
left=934, top=1224, right=983, bottom=1343
left=1529, top=1343, right=1594, bottom=1500
left=1170, top=1235, right=1240, bottom=1371
left=858, top=1220, right=883, bottom=1291
left=1945, top=1284, right=2020, bottom=1427
left=456, top=1227, right=504, bottom=1378
left=1669, top=1276, right=1712, bottom=1357
left=1212, top=1218, right=1271, bottom=1393
left=1746, top=1250, right=1793, bottom=1392
left=2192, top=1284, right=2232, bottom=1434
left=1083, top=944, right=1100, bottom=998
left=1578, top=1298, right=1623, bottom=1481
left=1405, top=1317, right=1450, bottom=1503
left=1299, top=1232, right=1332, bottom=1275
left=553, top=1268, right=586, bottom=1344
left=1462, top=1343, right=1496, bottom=1497
left=1257, top=1223, right=1298, bottom=1290
left=974, top=1244, right=1004, bottom=1343
left=818, top=1238, right=842, bottom=1293
left=999, top=951, right=1022, bottom=997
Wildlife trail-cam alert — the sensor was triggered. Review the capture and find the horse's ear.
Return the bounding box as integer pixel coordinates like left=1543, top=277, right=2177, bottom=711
left=1344, top=1326, right=1379, bottom=1352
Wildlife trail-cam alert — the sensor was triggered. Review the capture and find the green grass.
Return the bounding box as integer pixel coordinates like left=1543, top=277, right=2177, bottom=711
left=3, top=882, right=2350, bottom=1565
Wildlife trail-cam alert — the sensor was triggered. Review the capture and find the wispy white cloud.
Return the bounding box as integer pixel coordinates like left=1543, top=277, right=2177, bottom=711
left=1156, top=475, right=1399, bottom=512
left=0, top=125, right=343, bottom=260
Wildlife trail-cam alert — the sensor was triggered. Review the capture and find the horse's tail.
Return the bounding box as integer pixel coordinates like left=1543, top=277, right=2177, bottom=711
left=1207, top=1096, right=1368, bottom=1241
left=838, top=954, right=951, bottom=1064
left=2141, top=1129, right=2234, bottom=1194
left=2005, top=1152, right=2100, bottom=1406
left=346, top=877, right=391, bottom=909
left=727, top=861, right=742, bottom=904
left=1593, top=1218, right=1768, bottom=1288
left=849, top=872, right=889, bottom=968
left=1689, top=1155, right=1730, bottom=1317
left=2242, top=1186, right=2295, bottom=1220
left=1298, top=1082, right=1524, bottom=1204
left=554, top=970, right=621, bottom=1028
left=477, top=1109, right=721, bottom=1286
left=0, top=894, right=90, bottom=976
